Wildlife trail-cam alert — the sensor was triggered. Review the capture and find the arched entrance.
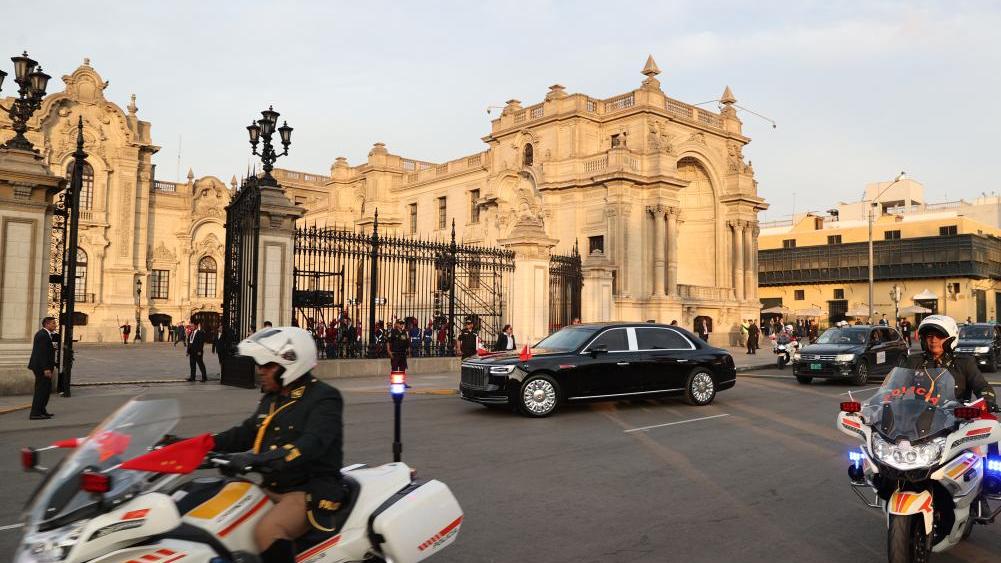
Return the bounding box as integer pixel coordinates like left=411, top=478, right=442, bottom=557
left=191, top=311, right=221, bottom=343
left=693, top=315, right=713, bottom=341
left=676, top=158, right=716, bottom=287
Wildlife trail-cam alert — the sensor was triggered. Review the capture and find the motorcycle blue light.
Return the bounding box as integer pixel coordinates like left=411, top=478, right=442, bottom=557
left=988, top=459, right=1001, bottom=473
left=849, top=450, right=863, bottom=468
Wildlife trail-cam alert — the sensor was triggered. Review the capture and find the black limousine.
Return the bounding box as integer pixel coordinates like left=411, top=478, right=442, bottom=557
left=459, top=322, right=736, bottom=417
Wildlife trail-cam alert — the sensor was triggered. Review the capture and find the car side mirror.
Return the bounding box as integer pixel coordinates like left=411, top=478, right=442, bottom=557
left=590, top=345, right=608, bottom=358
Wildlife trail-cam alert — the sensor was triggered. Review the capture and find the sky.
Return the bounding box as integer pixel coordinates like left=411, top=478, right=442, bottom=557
left=3, top=0, right=999, bottom=220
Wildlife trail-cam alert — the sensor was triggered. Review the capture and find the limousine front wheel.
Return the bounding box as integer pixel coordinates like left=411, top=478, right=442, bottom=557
left=684, top=369, right=716, bottom=406
left=519, top=374, right=561, bottom=417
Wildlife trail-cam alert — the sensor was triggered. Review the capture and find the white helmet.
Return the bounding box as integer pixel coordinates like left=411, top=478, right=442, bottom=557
left=236, top=326, right=317, bottom=386
left=916, top=315, right=959, bottom=354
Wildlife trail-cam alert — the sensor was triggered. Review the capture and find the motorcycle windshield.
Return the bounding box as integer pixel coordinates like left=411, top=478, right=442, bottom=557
left=861, top=367, right=958, bottom=442
left=22, top=396, right=180, bottom=533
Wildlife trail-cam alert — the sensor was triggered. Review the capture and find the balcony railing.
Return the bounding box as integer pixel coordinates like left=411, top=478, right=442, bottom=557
left=153, top=180, right=178, bottom=193
left=678, top=284, right=733, bottom=302
left=73, top=292, right=96, bottom=303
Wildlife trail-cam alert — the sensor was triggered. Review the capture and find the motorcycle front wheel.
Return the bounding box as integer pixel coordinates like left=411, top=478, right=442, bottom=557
left=887, top=514, right=931, bottom=563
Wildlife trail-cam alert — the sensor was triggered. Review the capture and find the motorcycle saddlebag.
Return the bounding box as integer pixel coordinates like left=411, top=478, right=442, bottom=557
left=369, top=479, right=464, bottom=563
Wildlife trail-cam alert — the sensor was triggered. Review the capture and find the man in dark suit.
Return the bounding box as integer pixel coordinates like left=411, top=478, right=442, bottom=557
left=27, top=317, right=57, bottom=419
left=186, top=321, right=208, bottom=382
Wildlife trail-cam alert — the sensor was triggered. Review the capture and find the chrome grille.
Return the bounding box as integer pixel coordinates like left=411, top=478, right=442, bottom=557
left=799, top=354, right=838, bottom=361
left=461, top=364, right=489, bottom=388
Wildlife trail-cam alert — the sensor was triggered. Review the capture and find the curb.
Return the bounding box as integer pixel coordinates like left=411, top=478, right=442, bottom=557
left=71, top=379, right=193, bottom=387
left=735, top=364, right=774, bottom=373
left=0, top=403, right=30, bottom=416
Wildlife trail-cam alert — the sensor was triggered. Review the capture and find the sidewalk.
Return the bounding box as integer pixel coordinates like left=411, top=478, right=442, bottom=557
left=723, top=346, right=776, bottom=372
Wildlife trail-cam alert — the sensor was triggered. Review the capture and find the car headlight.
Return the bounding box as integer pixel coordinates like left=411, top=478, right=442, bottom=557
left=871, top=434, right=945, bottom=470
left=975, top=346, right=991, bottom=354
left=489, top=365, right=515, bottom=375
left=19, top=520, right=88, bottom=563
left=835, top=354, right=856, bottom=362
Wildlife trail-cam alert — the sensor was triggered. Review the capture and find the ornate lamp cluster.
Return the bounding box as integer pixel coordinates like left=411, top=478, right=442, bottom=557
left=0, top=51, right=51, bottom=151
left=246, top=105, right=292, bottom=183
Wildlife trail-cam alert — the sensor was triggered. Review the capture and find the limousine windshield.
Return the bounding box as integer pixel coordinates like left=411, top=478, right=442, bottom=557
left=534, top=326, right=597, bottom=351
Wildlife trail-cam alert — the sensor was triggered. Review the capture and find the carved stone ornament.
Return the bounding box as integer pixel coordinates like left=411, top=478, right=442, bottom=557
left=195, top=232, right=223, bottom=256
left=647, top=120, right=675, bottom=155
left=152, top=241, right=177, bottom=264
left=688, top=132, right=706, bottom=146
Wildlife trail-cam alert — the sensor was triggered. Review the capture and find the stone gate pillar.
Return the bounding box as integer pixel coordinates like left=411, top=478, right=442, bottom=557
left=0, top=148, right=65, bottom=394
left=255, top=184, right=304, bottom=329
left=499, top=218, right=557, bottom=346
left=581, top=251, right=614, bottom=322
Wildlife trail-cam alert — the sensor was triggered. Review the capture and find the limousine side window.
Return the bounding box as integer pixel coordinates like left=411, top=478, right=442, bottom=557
left=587, top=328, right=629, bottom=352
left=636, top=327, right=692, bottom=350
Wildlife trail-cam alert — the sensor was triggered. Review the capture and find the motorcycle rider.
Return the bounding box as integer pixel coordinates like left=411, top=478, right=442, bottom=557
left=211, top=326, right=345, bottom=563
left=901, top=315, right=998, bottom=410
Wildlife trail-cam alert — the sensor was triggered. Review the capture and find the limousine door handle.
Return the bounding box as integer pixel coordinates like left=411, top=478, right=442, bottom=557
left=616, top=362, right=630, bottom=366
left=676, top=359, right=689, bottom=363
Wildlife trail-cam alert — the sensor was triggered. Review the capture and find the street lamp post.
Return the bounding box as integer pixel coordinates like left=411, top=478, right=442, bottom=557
left=0, top=51, right=51, bottom=152
left=246, top=105, right=293, bottom=186
left=135, top=278, right=142, bottom=342
left=868, top=172, right=907, bottom=323
left=890, top=284, right=902, bottom=330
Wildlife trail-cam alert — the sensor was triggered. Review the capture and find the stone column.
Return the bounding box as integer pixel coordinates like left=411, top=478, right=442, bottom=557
left=581, top=251, right=615, bottom=322
left=750, top=223, right=760, bottom=300
left=731, top=221, right=745, bottom=302
left=499, top=218, right=557, bottom=346
left=743, top=222, right=754, bottom=303
left=256, top=184, right=305, bottom=329
left=666, top=207, right=679, bottom=297
left=0, top=148, right=65, bottom=395
left=648, top=205, right=666, bottom=296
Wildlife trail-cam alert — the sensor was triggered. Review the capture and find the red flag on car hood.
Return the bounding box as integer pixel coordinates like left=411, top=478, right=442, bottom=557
left=120, top=433, right=215, bottom=474
left=519, top=345, right=532, bottom=361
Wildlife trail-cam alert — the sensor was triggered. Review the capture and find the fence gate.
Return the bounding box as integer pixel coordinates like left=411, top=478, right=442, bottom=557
left=222, top=177, right=261, bottom=339
left=549, top=243, right=583, bottom=333
left=292, top=215, right=514, bottom=357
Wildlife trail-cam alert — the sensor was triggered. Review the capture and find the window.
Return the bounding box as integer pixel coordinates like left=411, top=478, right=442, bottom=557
left=437, top=196, right=447, bottom=230
left=611, top=270, right=617, bottom=296
left=794, top=289, right=805, bottom=300
left=409, top=203, right=417, bottom=234
left=782, top=239, right=796, bottom=249
left=407, top=259, right=416, bottom=293
left=833, top=288, right=845, bottom=300
left=587, top=328, right=629, bottom=352
left=827, top=235, right=842, bottom=245
left=75, top=248, right=87, bottom=301
left=588, top=235, right=605, bottom=256
left=196, top=256, right=217, bottom=298
left=151, top=269, right=170, bottom=299
left=940, top=225, right=958, bottom=236
left=884, top=230, right=901, bottom=240
left=880, top=328, right=899, bottom=342
left=636, top=327, right=692, bottom=350
left=469, top=189, right=480, bottom=224
left=294, top=195, right=307, bottom=207
left=523, top=144, right=534, bottom=166
left=65, top=160, right=95, bottom=210
left=610, top=134, right=621, bottom=148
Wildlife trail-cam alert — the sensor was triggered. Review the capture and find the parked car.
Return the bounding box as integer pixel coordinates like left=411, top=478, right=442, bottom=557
left=954, top=322, right=1001, bottom=372
left=458, top=322, right=736, bottom=417
left=793, top=325, right=908, bottom=385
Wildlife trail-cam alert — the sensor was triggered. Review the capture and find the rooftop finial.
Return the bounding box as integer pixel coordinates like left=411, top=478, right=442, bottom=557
left=127, top=93, right=137, bottom=116
left=186, top=167, right=194, bottom=181
left=721, top=85, right=736, bottom=105
left=641, top=55, right=662, bottom=90
left=230, top=175, right=237, bottom=188
left=83, top=57, right=91, bottom=66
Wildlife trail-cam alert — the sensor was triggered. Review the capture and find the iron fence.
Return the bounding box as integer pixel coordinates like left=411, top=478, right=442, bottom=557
left=549, top=243, right=583, bottom=333
left=292, top=214, right=515, bottom=358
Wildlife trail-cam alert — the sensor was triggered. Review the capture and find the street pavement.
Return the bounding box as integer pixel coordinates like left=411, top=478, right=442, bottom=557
left=2, top=369, right=1000, bottom=561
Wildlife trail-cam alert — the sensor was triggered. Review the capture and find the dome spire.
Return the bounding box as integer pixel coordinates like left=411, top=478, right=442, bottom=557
left=721, top=85, right=736, bottom=105
left=641, top=55, right=662, bottom=90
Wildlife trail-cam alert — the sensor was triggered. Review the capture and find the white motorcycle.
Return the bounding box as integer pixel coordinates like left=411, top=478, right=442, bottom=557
left=837, top=367, right=1001, bottom=562
left=16, top=396, right=463, bottom=563
left=773, top=338, right=799, bottom=369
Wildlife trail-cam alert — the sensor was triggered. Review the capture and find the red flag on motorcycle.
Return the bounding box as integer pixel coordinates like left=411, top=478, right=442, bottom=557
left=120, top=433, right=215, bottom=474
left=94, top=431, right=132, bottom=462
left=519, top=345, right=532, bottom=361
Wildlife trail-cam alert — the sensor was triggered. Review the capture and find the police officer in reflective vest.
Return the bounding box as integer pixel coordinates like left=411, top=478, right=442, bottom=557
left=212, top=327, right=344, bottom=563
left=386, top=319, right=411, bottom=371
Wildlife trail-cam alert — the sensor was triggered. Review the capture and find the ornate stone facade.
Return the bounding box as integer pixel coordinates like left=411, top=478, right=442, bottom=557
left=281, top=56, right=768, bottom=343
left=0, top=60, right=228, bottom=342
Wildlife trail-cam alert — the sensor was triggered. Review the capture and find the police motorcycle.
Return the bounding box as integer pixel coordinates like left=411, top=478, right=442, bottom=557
left=837, top=367, right=1001, bottom=562
left=773, top=327, right=799, bottom=369
left=16, top=395, right=463, bottom=563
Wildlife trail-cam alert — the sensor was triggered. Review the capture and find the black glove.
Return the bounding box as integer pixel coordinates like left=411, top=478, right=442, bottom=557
left=154, top=434, right=185, bottom=448
left=990, top=403, right=1000, bottom=414
left=222, top=449, right=284, bottom=475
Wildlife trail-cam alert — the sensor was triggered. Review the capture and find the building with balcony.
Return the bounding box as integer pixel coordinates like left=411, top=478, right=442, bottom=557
left=278, top=56, right=767, bottom=342
left=759, top=179, right=1001, bottom=326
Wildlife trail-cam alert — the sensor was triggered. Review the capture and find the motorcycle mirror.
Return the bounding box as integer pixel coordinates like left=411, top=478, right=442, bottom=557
left=954, top=407, right=982, bottom=420
left=840, top=401, right=862, bottom=413
left=20, top=447, right=37, bottom=471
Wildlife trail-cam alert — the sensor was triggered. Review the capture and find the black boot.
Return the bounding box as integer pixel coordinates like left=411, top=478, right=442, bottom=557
left=260, top=539, right=295, bottom=563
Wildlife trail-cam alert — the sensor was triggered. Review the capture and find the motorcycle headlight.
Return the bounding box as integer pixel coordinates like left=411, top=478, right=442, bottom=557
left=975, top=346, right=991, bottom=354
left=489, top=365, right=515, bottom=375
left=835, top=354, right=856, bottom=362
left=871, top=434, right=945, bottom=470
left=18, top=520, right=88, bottom=563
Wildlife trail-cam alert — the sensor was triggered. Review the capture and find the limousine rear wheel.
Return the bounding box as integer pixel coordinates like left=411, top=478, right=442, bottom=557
left=519, top=374, right=561, bottom=417
left=684, top=369, right=716, bottom=406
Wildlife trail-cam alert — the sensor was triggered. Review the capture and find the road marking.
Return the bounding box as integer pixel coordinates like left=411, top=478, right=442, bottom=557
left=738, top=373, right=796, bottom=380
left=0, top=522, right=24, bottom=532
left=623, top=413, right=730, bottom=433
left=840, top=386, right=882, bottom=396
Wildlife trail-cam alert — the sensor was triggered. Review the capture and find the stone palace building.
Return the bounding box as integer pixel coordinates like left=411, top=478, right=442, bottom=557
left=0, top=56, right=767, bottom=345
left=278, top=56, right=767, bottom=342
left=0, top=60, right=229, bottom=342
